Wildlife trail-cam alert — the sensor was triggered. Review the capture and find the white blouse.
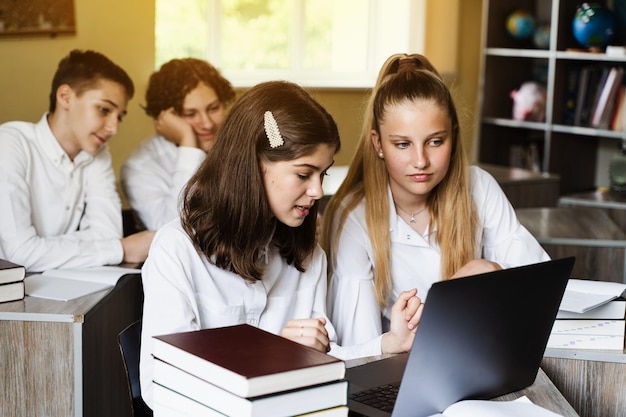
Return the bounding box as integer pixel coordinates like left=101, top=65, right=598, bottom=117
left=121, top=135, right=206, bottom=231
left=139, top=219, right=358, bottom=408
left=0, top=114, right=124, bottom=271
left=327, top=166, right=550, bottom=359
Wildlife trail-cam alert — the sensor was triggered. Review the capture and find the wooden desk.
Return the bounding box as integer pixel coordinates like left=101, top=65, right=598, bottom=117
left=0, top=273, right=143, bottom=417
left=516, top=206, right=626, bottom=283
left=480, top=163, right=561, bottom=208
left=542, top=347, right=626, bottom=417
left=345, top=356, right=579, bottom=416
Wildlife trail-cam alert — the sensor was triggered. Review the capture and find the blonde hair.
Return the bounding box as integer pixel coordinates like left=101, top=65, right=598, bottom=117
left=321, top=53, right=477, bottom=307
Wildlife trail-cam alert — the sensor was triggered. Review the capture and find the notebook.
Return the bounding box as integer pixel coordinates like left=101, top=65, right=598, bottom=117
left=346, top=257, right=576, bottom=417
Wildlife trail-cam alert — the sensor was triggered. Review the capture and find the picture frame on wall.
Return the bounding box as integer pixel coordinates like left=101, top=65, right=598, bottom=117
left=0, top=0, right=75, bottom=37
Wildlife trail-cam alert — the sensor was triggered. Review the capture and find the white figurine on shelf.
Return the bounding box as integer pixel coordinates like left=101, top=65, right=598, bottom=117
left=510, top=81, right=547, bottom=122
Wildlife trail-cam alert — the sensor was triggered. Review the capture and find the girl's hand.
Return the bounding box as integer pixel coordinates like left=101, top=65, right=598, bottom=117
left=155, top=108, right=197, bottom=148
left=281, top=317, right=330, bottom=353
left=382, top=288, right=423, bottom=354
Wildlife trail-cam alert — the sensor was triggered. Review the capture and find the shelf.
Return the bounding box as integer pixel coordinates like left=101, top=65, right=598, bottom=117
left=485, top=47, right=552, bottom=59
left=482, top=117, right=547, bottom=131
left=556, top=51, right=626, bottom=63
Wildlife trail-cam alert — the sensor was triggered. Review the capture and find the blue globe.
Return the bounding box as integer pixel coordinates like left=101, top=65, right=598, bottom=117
left=506, top=10, right=535, bottom=40
left=572, top=3, right=616, bottom=48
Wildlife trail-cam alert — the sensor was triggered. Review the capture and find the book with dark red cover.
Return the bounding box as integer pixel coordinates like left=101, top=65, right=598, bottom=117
left=0, top=281, right=25, bottom=303
left=152, top=324, right=345, bottom=398
left=0, top=258, right=25, bottom=285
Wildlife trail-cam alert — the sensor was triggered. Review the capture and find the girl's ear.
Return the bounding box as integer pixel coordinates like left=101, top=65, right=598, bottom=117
left=370, top=129, right=382, bottom=154
left=56, top=84, right=74, bottom=110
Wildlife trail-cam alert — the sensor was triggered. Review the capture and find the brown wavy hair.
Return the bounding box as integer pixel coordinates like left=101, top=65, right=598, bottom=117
left=143, top=58, right=235, bottom=118
left=321, top=53, right=477, bottom=307
left=182, top=81, right=340, bottom=282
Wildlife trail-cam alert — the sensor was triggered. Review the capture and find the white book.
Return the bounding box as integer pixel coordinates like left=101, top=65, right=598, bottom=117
left=547, top=319, right=625, bottom=351
left=558, top=279, right=626, bottom=313
left=152, top=380, right=349, bottom=417
left=153, top=359, right=347, bottom=417
left=556, top=300, right=625, bottom=319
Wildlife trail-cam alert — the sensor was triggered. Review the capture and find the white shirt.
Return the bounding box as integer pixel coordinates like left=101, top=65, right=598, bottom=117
left=139, top=219, right=361, bottom=408
left=0, top=114, right=124, bottom=271
left=121, top=135, right=206, bottom=230
left=328, top=166, right=550, bottom=359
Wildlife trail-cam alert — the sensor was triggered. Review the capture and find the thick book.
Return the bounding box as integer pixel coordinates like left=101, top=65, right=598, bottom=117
left=153, top=359, right=348, bottom=417
left=152, top=324, right=346, bottom=398
left=152, top=383, right=349, bottom=417
left=0, top=258, right=26, bottom=285
left=0, top=281, right=25, bottom=303
left=547, top=319, right=625, bottom=351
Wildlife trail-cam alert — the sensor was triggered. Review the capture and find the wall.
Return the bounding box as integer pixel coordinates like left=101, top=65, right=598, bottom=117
left=0, top=0, right=483, bottom=200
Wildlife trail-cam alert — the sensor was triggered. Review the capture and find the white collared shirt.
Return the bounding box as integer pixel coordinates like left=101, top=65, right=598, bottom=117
left=327, top=166, right=550, bottom=359
left=0, top=114, right=124, bottom=271
left=139, top=219, right=358, bottom=407
left=121, top=135, right=206, bottom=230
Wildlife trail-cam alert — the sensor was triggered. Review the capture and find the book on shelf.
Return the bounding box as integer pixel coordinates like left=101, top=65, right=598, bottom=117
left=0, top=258, right=26, bottom=285
left=153, top=359, right=348, bottom=417
left=558, top=279, right=626, bottom=313
left=0, top=281, right=25, bottom=303
left=152, top=382, right=349, bottom=417
left=611, top=85, right=626, bottom=131
left=151, top=324, right=346, bottom=398
left=591, top=66, right=625, bottom=129
left=547, top=319, right=625, bottom=351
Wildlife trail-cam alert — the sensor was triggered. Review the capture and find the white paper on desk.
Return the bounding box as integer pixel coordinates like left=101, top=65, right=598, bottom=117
left=558, top=279, right=626, bottom=313
left=40, top=266, right=141, bottom=285
left=547, top=319, right=625, bottom=350
left=24, top=266, right=141, bottom=301
left=25, top=274, right=112, bottom=301
left=427, top=396, right=563, bottom=417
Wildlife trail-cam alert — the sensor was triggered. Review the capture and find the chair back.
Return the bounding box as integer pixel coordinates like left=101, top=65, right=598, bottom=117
left=118, top=320, right=153, bottom=417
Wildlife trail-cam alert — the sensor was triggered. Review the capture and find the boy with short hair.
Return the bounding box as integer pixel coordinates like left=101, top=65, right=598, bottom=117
left=0, top=49, right=154, bottom=272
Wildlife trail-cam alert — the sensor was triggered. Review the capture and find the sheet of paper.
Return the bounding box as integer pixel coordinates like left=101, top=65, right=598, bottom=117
left=25, top=265, right=141, bottom=301
left=427, top=396, right=563, bottom=417
left=42, top=266, right=141, bottom=285
left=25, top=274, right=112, bottom=301
left=558, top=279, right=626, bottom=313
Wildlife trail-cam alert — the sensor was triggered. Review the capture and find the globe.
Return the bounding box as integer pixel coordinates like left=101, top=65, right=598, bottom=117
left=572, top=3, right=616, bottom=48
left=533, top=24, right=551, bottom=49
left=506, top=10, right=535, bottom=40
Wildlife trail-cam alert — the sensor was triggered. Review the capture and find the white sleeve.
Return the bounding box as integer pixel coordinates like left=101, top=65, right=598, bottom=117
left=122, top=143, right=205, bottom=231
left=139, top=226, right=201, bottom=409
left=326, top=207, right=385, bottom=360
left=472, top=167, right=550, bottom=267
left=0, top=136, right=123, bottom=271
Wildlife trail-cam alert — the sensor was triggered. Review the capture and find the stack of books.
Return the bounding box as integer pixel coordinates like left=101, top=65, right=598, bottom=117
left=548, top=279, right=626, bottom=351
left=151, top=324, right=348, bottom=417
left=0, top=258, right=26, bottom=303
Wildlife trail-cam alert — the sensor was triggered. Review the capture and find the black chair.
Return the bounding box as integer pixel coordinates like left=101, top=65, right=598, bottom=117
left=118, top=320, right=153, bottom=417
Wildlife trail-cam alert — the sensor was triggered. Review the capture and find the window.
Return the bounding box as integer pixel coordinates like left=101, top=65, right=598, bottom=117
left=156, top=0, right=425, bottom=88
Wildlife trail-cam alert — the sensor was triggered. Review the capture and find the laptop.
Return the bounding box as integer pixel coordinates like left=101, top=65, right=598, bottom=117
left=346, top=257, right=575, bottom=417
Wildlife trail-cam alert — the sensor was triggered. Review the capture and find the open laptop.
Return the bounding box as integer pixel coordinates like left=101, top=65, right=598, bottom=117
left=346, top=256, right=575, bottom=417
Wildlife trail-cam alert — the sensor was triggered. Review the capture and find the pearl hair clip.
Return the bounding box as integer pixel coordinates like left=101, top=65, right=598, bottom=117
left=264, top=111, right=284, bottom=148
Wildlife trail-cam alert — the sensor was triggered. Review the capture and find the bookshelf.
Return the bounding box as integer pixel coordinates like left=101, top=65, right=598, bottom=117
left=477, top=0, right=626, bottom=195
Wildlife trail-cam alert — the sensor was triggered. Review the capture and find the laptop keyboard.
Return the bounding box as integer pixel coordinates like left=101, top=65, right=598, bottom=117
left=349, top=383, right=400, bottom=412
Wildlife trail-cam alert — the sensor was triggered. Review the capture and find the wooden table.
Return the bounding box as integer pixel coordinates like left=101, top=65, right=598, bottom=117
left=542, top=347, right=626, bottom=417
left=0, top=273, right=144, bottom=417
left=516, top=206, right=626, bottom=283
left=345, top=355, right=579, bottom=416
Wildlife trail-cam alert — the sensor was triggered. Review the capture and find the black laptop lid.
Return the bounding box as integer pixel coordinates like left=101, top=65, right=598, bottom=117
left=391, top=257, right=575, bottom=417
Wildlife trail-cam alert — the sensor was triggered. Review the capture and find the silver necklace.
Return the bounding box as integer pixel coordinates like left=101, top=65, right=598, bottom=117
left=395, top=203, right=426, bottom=223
